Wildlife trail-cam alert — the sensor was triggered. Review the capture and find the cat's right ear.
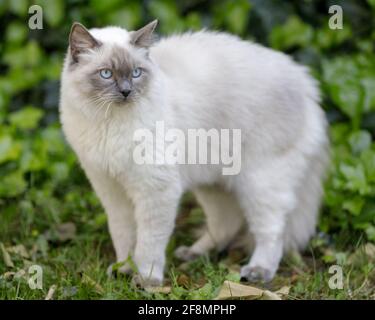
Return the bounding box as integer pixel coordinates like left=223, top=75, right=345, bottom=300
left=130, top=20, right=158, bottom=49
left=69, top=22, right=100, bottom=63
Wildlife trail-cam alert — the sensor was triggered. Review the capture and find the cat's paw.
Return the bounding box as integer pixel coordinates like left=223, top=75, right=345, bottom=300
left=174, top=245, right=201, bottom=261
left=106, top=262, right=132, bottom=278
left=240, top=265, right=274, bottom=283
left=132, top=274, right=163, bottom=288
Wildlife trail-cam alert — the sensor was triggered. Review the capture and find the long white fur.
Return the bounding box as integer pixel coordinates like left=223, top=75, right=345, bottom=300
left=60, top=26, right=329, bottom=285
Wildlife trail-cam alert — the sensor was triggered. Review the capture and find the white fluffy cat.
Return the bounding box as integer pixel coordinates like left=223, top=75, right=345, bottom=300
left=59, top=20, right=329, bottom=286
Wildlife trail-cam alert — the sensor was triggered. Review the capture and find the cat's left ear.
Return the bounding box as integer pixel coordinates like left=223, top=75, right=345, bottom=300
left=69, top=22, right=100, bottom=63
left=130, top=20, right=158, bottom=48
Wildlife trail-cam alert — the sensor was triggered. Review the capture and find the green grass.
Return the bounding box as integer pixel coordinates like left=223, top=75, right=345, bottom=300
left=1, top=188, right=374, bottom=300
left=1, top=0, right=375, bottom=301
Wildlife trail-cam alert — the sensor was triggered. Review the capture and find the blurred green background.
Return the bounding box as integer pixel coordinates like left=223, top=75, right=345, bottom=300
left=0, top=0, right=375, bottom=250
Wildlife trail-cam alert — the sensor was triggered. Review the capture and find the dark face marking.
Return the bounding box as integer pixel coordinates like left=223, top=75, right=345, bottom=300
left=87, top=45, right=151, bottom=105
left=67, top=21, right=157, bottom=107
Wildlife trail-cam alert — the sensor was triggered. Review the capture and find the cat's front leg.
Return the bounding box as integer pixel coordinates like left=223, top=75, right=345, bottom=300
left=131, top=187, right=181, bottom=287
left=80, top=161, right=136, bottom=274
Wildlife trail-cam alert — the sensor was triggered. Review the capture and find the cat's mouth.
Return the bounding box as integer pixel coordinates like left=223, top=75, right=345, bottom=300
left=111, top=94, right=134, bottom=106
left=97, top=91, right=136, bottom=107
left=109, top=93, right=132, bottom=104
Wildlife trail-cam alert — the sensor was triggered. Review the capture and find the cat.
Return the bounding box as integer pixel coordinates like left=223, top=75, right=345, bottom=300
left=59, top=20, right=329, bottom=287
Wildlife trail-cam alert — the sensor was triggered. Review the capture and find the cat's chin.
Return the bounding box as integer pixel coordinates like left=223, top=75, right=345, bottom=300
left=115, top=94, right=138, bottom=105
left=115, top=99, right=134, bottom=107
left=98, top=98, right=134, bottom=109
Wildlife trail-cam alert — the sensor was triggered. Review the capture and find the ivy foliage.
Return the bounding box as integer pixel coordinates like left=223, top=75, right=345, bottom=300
left=0, top=0, right=374, bottom=242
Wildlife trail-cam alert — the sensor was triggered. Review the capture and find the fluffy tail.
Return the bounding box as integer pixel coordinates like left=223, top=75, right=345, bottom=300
left=229, top=99, right=330, bottom=254
left=284, top=95, right=330, bottom=252
left=283, top=147, right=329, bottom=251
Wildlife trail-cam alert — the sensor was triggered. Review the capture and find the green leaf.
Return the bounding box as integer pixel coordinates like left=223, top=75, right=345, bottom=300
left=90, top=0, right=123, bottom=13
left=104, top=4, right=142, bottom=30
left=340, top=163, right=370, bottom=195
left=366, top=225, right=375, bottom=241
left=38, top=0, right=65, bottom=27
left=343, top=197, right=365, bottom=216
left=353, top=201, right=375, bottom=227
left=348, top=130, right=372, bottom=154
left=214, top=0, right=251, bottom=35
left=20, top=148, right=46, bottom=172
left=3, top=40, right=43, bottom=68
left=315, top=25, right=351, bottom=50
left=9, top=106, right=43, bottom=130
left=322, top=57, right=362, bottom=124
left=367, top=0, right=375, bottom=9
left=335, top=252, right=347, bottom=265
left=0, top=67, right=43, bottom=95
left=6, top=22, right=28, bottom=44
left=8, top=0, right=28, bottom=16
left=324, top=189, right=345, bottom=207
left=0, top=171, right=27, bottom=197
left=49, top=162, right=69, bottom=182
left=0, top=0, right=9, bottom=15
left=41, top=127, right=66, bottom=154
left=269, top=16, right=313, bottom=50
left=329, top=123, right=350, bottom=144
left=185, top=12, right=202, bottom=31
left=361, top=76, right=375, bottom=112
left=0, top=135, right=22, bottom=164
left=94, top=213, right=107, bottom=228
left=361, top=149, right=375, bottom=182
left=148, top=0, right=184, bottom=34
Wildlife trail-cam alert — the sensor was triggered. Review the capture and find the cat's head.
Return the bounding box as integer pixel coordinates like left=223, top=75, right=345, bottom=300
left=64, top=20, right=158, bottom=109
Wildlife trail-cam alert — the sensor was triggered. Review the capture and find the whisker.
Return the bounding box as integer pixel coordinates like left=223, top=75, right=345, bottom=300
left=105, top=103, right=111, bottom=119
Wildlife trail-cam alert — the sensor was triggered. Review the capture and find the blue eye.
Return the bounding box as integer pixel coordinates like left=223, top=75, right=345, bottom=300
left=100, top=69, right=112, bottom=79
left=132, top=67, right=142, bottom=78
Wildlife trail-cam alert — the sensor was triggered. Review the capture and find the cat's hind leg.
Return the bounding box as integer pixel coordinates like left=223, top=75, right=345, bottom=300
left=235, top=157, right=307, bottom=283
left=175, top=186, right=244, bottom=261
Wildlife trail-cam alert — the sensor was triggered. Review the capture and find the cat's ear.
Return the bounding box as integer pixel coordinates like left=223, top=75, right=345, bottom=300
left=130, top=20, right=158, bottom=48
left=69, top=22, right=100, bottom=63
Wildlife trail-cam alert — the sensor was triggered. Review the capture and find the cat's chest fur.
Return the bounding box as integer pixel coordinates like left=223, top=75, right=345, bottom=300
left=61, top=107, right=138, bottom=177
